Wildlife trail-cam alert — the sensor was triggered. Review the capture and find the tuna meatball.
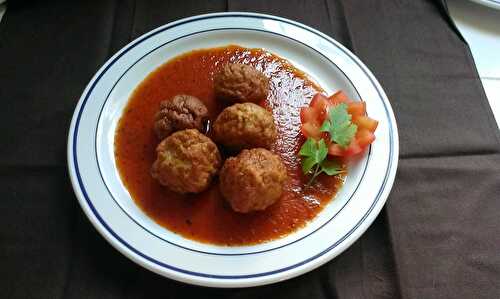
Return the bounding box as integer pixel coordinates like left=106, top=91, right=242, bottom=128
left=154, top=94, right=209, bottom=140
left=213, top=103, right=277, bottom=150
left=214, top=63, right=269, bottom=103
left=151, top=129, right=221, bottom=194
left=219, top=148, right=287, bottom=213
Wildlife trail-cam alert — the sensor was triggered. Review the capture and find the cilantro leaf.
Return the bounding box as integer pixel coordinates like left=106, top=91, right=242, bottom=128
left=320, top=103, right=358, bottom=148
left=336, top=123, right=357, bottom=147
left=320, top=159, right=344, bottom=176
left=316, top=139, right=328, bottom=163
left=320, top=119, right=331, bottom=133
left=299, top=138, right=316, bottom=157
left=299, top=138, right=345, bottom=186
left=302, top=156, right=317, bottom=173
left=299, top=138, right=327, bottom=170
left=329, top=103, right=351, bottom=126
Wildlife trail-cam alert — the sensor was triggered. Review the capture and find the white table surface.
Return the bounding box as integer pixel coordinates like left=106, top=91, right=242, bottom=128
left=0, top=2, right=498, bottom=128
left=448, top=0, right=500, bottom=129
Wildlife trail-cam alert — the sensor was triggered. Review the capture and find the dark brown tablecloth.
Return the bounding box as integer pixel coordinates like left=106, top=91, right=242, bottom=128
left=1, top=1, right=499, bottom=298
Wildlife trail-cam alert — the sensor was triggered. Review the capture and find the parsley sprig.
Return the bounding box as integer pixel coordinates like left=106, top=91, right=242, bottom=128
left=320, top=103, right=357, bottom=148
left=300, top=103, right=355, bottom=185
left=299, top=138, right=344, bottom=186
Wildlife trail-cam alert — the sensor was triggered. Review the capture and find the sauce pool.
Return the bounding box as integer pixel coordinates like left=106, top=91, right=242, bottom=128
left=115, top=45, right=344, bottom=245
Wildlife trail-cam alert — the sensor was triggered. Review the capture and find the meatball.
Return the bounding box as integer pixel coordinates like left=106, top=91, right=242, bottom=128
left=219, top=148, right=287, bottom=213
left=213, top=103, right=277, bottom=150
left=154, top=94, right=209, bottom=140
left=151, top=129, right=221, bottom=194
left=214, top=63, right=269, bottom=103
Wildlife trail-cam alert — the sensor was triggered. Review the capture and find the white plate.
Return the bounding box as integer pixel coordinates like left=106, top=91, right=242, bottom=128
left=67, top=12, right=399, bottom=288
left=469, top=0, right=500, bottom=10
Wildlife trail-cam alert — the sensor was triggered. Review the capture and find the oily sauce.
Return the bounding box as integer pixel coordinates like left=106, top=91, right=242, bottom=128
left=115, top=45, right=344, bottom=245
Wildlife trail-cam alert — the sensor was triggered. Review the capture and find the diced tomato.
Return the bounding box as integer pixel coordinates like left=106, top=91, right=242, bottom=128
left=300, top=122, right=322, bottom=140
left=300, top=107, right=318, bottom=125
left=299, top=93, right=331, bottom=140
left=343, top=139, right=363, bottom=157
left=347, top=101, right=366, bottom=117
left=353, top=115, right=378, bottom=132
left=356, top=129, right=376, bottom=147
left=328, top=139, right=364, bottom=157
left=328, top=143, right=344, bottom=156
left=310, top=93, right=329, bottom=107
left=328, top=90, right=351, bottom=106
left=309, top=93, right=330, bottom=123
left=301, top=91, right=378, bottom=158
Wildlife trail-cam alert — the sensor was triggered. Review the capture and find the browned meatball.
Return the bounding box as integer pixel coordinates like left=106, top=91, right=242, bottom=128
left=154, top=94, right=209, bottom=139
left=151, top=129, right=221, bottom=194
left=219, top=148, right=287, bottom=213
left=214, top=63, right=269, bottom=103
left=213, top=103, right=277, bottom=150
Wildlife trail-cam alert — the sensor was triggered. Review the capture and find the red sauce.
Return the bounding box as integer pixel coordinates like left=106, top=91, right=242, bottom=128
left=115, top=45, right=344, bottom=245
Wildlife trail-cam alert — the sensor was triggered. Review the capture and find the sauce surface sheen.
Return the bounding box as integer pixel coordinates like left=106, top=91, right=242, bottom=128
left=115, top=45, right=343, bottom=245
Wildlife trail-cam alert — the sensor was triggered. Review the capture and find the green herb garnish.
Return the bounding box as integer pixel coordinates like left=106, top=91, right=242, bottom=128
left=320, top=103, right=357, bottom=148
left=299, top=138, right=344, bottom=186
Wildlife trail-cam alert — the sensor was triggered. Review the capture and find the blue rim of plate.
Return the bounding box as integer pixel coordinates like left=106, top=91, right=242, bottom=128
left=94, top=27, right=372, bottom=256
left=69, top=13, right=396, bottom=280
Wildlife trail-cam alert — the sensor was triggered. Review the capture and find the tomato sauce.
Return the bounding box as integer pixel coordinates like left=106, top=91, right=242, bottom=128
left=115, top=45, right=344, bottom=245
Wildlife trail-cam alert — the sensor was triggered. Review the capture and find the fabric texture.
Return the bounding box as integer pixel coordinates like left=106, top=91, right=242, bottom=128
left=0, top=0, right=499, bottom=298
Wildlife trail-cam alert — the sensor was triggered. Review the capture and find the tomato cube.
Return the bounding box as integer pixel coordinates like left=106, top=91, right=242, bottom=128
left=347, top=101, right=366, bottom=117
left=356, top=129, right=376, bottom=146
left=300, top=107, right=319, bottom=126
left=343, top=139, right=363, bottom=157
left=328, top=91, right=351, bottom=106
left=328, top=143, right=344, bottom=156
left=309, top=93, right=330, bottom=123
left=301, top=122, right=322, bottom=140
left=353, top=115, right=378, bottom=132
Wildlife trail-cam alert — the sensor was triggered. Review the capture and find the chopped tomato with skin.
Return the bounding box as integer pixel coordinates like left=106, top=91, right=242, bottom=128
left=300, top=122, right=322, bottom=140
left=328, top=90, right=351, bottom=106
left=347, top=101, right=366, bottom=117
left=327, top=143, right=344, bottom=156
left=301, top=91, right=378, bottom=157
left=300, top=107, right=318, bottom=125
left=328, top=139, right=364, bottom=157
left=356, top=129, right=376, bottom=147
left=309, top=93, right=330, bottom=123
left=300, top=93, right=330, bottom=139
left=310, top=93, right=330, bottom=107
left=352, top=115, right=378, bottom=132
left=343, top=139, right=363, bottom=157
